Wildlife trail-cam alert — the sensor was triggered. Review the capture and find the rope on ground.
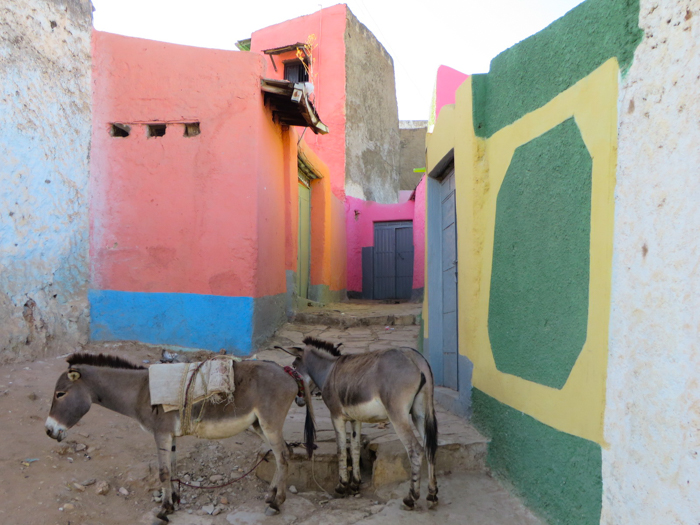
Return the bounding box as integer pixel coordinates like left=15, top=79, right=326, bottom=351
left=172, top=450, right=271, bottom=491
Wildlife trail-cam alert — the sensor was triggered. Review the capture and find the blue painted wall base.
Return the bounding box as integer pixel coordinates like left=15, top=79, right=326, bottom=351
left=89, top=290, right=255, bottom=355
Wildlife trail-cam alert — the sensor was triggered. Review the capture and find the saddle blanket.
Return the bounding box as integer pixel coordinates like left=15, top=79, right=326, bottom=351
left=149, top=357, right=239, bottom=413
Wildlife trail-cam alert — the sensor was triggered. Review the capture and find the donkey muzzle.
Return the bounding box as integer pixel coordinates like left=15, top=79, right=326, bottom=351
left=45, top=416, right=67, bottom=442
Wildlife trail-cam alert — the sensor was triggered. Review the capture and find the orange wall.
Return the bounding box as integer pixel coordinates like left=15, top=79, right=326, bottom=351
left=91, top=31, right=286, bottom=299
left=250, top=4, right=348, bottom=201
left=297, top=136, right=347, bottom=292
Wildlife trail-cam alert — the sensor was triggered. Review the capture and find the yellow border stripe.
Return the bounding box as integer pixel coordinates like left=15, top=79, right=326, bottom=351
left=455, top=59, right=618, bottom=446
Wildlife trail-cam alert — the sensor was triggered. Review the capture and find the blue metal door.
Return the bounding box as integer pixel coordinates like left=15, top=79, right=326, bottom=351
left=373, top=221, right=414, bottom=300
left=440, top=170, right=459, bottom=389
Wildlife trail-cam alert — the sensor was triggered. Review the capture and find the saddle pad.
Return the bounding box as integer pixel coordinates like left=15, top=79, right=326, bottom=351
left=149, top=357, right=238, bottom=413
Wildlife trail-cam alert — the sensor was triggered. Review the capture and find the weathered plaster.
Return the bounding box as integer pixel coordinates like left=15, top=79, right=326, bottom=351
left=344, top=8, right=400, bottom=204
left=399, top=121, right=427, bottom=191
left=603, top=2, right=700, bottom=523
left=0, top=0, right=92, bottom=361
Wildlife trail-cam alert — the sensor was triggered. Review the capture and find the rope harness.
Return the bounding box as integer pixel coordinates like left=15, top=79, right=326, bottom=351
left=171, top=361, right=304, bottom=492
left=178, top=357, right=237, bottom=436
left=284, top=366, right=306, bottom=406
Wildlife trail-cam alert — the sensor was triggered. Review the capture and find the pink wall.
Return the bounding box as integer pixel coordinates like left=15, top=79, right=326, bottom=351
left=91, top=31, right=286, bottom=299
left=250, top=4, right=348, bottom=201
left=412, top=177, right=426, bottom=290
left=345, top=194, right=425, bottom=294
left=435, top=65, right=469, bottom=119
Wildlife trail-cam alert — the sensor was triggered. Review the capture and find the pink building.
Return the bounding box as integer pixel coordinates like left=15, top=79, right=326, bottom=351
left=89, top=30, right=343, bottom=354
left=88, top=5, right=421, bottom=354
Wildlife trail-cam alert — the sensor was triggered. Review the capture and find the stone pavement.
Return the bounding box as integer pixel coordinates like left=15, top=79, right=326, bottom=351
left=255, top=302, right=488, bottom=490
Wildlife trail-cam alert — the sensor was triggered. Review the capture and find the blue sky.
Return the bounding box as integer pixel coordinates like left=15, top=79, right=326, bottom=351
left=92, top=0, right=585, bottom=120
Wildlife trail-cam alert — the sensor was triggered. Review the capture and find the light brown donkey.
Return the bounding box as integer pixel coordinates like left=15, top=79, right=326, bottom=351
left=278, top=337, right=438, bottom=510
left=45, top=353, right=315, bottom=522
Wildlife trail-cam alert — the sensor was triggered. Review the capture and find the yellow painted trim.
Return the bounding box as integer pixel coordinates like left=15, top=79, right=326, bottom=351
left=456, top=60, right=618, bottom=446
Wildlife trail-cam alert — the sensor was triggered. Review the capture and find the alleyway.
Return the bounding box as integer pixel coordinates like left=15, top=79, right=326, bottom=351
left=0, top=301, right=542, bottom=525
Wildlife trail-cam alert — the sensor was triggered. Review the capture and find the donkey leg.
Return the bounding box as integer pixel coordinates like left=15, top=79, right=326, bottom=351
left=154, top=433, right=176, bottom=521
left=331, top=417, right=350, bottom=496
left=170, top=437, right=180, bottom=506
left=390, top=413, right=424, bottom=510
left=349, top=420, right=362, bottom=494
left=259, top=419, right=289, bottom=515
left=415, top=386, right=439, bottom=507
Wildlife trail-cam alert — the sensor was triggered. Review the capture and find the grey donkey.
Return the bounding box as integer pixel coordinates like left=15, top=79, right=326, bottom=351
left=278, top=337, right=438, bottom=510
left=45, top=353, right=315, bottom=523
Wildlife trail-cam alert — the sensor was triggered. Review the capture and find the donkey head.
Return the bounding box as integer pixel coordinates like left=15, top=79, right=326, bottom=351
left=45, top=367, right=91, bottom=442
left=275, top=337, right=343, bottom=391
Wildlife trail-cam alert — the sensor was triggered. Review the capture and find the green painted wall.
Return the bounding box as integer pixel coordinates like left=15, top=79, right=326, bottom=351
left=472, top=0, right=642, bottom=138
left=465, top=1, right=642, bottom=523
left=472, top=389, right=602, bottom=525
left=488, top=118, right=592, bottom=389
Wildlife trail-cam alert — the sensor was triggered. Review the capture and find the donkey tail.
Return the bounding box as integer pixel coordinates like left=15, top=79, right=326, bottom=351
left=420, top=371, right=438, bottom=464
left=303, top=379, right=316, bottom=459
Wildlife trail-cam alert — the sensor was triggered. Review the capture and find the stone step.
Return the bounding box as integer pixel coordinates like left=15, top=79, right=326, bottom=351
left=256, top=399, right=488, bottom=493
left=292, top=311, right=418, bottom=328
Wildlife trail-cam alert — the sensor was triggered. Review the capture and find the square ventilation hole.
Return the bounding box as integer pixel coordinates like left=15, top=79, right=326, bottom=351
left=110, top=123, right=130, bottom=137
left=147, top=124, right=167, bottom=138
left=184, top=122, right=201, bottom=137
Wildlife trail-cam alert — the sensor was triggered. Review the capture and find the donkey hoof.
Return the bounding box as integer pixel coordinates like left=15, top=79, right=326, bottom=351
left=401, top=496, right=416, bottom=510
left=265, top=505, right=280, bottom=516
left=427, top=494, right=439, bottom=509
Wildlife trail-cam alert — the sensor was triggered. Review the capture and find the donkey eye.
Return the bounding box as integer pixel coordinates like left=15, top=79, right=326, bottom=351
left=56, top=392, right=66, bottom=399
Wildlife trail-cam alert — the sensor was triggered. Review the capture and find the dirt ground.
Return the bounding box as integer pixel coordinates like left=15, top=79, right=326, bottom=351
left=0, top=341, right=280, bottom=525
left=0, top=338, right=543, bottom=525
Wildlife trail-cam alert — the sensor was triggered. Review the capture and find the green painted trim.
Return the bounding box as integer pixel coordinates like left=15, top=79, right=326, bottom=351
left=488, top=118, right=592, bottom=389
left=472, top=0, right=642, bottom=138
left=472, top=389, right=602, bottom=525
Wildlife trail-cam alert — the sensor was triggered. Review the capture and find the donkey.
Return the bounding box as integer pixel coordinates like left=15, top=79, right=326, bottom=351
left=278, top=337, right=438, bottom=510
left=45, top=353, right=315, bottom=522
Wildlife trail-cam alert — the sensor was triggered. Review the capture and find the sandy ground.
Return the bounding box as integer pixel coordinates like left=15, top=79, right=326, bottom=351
left=0, top=342, right=274, bottom=525
left=0, top=332, right=542, bottom=525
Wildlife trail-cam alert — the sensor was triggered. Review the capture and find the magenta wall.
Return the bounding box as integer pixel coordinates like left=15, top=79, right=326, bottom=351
left=435, top=65, right=469, bottom=119
left=412, top=177, right=426, bottom=290
left=345, top=179, right=426, bottom=295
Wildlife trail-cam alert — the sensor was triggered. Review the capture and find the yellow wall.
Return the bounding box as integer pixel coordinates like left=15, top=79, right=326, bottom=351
left=426, top=59, right=619, bottom=445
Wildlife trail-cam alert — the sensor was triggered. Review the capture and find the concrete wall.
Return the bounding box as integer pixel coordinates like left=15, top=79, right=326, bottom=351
left=399, top=121, right=427, bottom=191
left=90, top=32, right=288, bottom=354
left=426, top=0, right=651, bottom=523
left=603, top=2, right=700, bottom=523
left=0, top=0, right=92, bottom=362
left=344, top=8, right=400, bottom=204
left=251, top=5, right=349, bottom=201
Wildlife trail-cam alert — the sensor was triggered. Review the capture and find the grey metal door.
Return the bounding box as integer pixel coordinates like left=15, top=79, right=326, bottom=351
left=441, top=171, right=459, bottom=389
left=374, top=221, right=414, bottom=300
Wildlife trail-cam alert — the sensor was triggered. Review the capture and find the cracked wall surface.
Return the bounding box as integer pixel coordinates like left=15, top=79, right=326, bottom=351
left=603, top=2, right=700, bottom=523
left=0, top=0, right=92, bottom=362
left=344, top=8, right=400, bottom=204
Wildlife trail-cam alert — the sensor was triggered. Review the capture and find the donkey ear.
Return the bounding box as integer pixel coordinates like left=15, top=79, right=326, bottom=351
left=67, top=369, right=81, bottom=382
left=274, top=346, right=303, bottom=357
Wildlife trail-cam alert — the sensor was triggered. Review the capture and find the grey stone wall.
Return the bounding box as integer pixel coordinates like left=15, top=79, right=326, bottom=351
left=0, top=0, right=92, bottom=362
left=399, top=121, right=427, bottom=191
left=344, top=8, right=400, bottom=204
